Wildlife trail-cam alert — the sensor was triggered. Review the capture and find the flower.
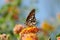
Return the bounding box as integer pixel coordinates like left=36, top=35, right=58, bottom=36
left=0, top=34, right=9, bottom=40
left=13, top=24, right=24, bottom=34
left=41, top=22, right=54, bottom=32
left=20, top=26, right=39, bottom=34
left=19, top=26, right=39, bottom=40
left=21, top=33, right=38, bottom=40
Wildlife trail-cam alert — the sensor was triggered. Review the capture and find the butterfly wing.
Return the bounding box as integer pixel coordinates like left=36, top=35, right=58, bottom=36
left=26, top=9, right=36, bottom=26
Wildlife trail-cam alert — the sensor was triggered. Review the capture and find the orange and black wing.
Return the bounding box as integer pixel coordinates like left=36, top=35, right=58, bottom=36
left=26, top=9, right=36, bottom=26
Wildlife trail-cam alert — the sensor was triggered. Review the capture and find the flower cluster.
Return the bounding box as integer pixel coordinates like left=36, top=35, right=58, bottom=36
left=20, top=27, right=39, bottom=34
left=13, top=24, right=39, bottom=40
left=13, top=23, right=54, bottom=40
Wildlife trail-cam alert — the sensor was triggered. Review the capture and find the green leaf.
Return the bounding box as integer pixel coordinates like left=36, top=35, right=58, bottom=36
left=56, top=33, right=60, bottom=37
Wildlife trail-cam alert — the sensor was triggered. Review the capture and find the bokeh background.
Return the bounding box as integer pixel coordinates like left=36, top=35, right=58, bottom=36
left=0, top=0, right=60, bottom=40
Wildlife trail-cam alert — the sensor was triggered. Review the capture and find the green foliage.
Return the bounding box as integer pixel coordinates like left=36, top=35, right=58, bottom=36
left=56, top=33, right=60, bottom=37
left=0, top=0, right=21, bottom=40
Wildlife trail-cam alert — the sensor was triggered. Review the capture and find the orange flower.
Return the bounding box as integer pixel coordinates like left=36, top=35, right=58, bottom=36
left=13, top=24, right=24, bottom=34
left=21, top=33, right=38, bottom=40
left=20, top=26, right=39, bottom=34
left=41, top=22, right=53, bottom=32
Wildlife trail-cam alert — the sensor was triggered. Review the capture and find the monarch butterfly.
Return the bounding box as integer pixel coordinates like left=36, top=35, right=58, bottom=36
left=25, top=9, right=36, bottom=26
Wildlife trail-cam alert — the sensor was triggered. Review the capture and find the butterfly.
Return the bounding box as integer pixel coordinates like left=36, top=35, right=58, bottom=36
left=25, top=9, right=36, bottom=26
